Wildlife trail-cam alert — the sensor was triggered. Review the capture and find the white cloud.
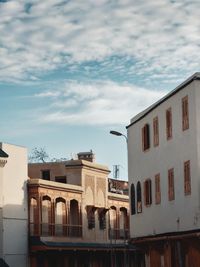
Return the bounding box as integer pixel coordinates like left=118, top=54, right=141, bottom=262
left=36, top=80, right=167, bottom=126
left=0, top=0, right=200, bottom=82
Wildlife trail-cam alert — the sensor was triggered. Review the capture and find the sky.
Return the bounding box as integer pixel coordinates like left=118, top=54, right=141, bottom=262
left=1, top=0, right=200, bottom=180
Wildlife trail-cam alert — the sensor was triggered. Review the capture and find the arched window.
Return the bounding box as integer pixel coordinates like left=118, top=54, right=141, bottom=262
left=69, top=199, right=80, bottom=237
left=130, top=184, right=136, bottom=215
left=144, top=179, right=152, bottom=206
left=119, top=207, right=128, bottom=239
left=137, top=181, right=142, bottom=213
left=98, top=208, right=108, bottom=230
left=109, top=206, right=117, bottom=239
left=55, top=198, right=66, bottom=236
left=41, top=195, right=52, bottom=236
left=30, top=198, right=38, bottom=235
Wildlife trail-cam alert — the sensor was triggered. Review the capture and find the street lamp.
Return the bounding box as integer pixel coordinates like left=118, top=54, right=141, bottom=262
left=110, top=129, right=129, bottom=267
left=109, top=130, right=128, bottom=143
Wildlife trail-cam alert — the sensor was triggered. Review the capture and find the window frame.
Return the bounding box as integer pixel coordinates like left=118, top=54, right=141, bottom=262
left=41, top=169, right=50, bottom=180
left=136, top=181, right=142, bottom=213
left=142, top=123, right=150, bottom=151
left=168, top=168, right=175, bottom=201
left=155, top=174, right=161, bottom=204
left=182, top=95, right=189, bottom=131
left=130, top=184, right=136, bottom=215
left=144, top=179, right=152, bottom=206
left=166, top=108, right=172, bottom=140
left=184, top=160, right=191, bottom=195
left=153, top=117, right=159, bottom=147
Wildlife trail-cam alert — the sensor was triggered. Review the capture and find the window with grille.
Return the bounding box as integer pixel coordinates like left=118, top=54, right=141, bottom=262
left=153, top=117, right=159, bottom=147
left=144, top=179, right=152, bottom=206
left=168, top=168, right=175, bottom=201
left=142, top=124, right=150, bottom=151
left=136, top=181, right=142, bottom=213
left=166, top=108, right=172, bottom=140
left=155, top=174, right=161, bottom=204
left=184, top=160, right=191, bottom=195
left=182, top=96, right=189, bottom=131
left=130, top=184, right=136, bottom=215
left=99, top=211, right=106, bottom=230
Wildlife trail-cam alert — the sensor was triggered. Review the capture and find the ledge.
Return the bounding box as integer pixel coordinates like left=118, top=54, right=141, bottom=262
left=27, top=178, right=83, bottom=193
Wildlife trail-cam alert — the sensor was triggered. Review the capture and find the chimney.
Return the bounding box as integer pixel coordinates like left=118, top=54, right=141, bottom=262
left=77, top=150, right=95, bottom=162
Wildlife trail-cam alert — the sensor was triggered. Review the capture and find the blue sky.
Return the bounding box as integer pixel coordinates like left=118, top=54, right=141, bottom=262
left=1, top=0, right=200, bottom=179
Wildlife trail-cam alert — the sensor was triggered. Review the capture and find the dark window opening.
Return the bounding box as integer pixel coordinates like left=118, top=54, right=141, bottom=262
left=131, top=184, right=136, bottom=215
left=166, top=108, right=172, bottom=140
left=144, top=179, right=152, bottom=206
left=99, top=210, right=107, bottom=230
left=142, top=124, right=150, bottom=151
left=136, top=181, right=142, bottom=213
left=55, top=176, right=67, bottom=184
left=41, top=170, right=50, bottom=180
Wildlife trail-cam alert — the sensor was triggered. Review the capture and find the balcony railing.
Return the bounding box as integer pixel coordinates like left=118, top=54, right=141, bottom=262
left=109, top=228, right=129, bottom=240
left=30, top=223, right=82, bottom=238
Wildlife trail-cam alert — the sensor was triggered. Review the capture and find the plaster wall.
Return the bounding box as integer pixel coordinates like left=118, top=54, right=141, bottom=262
left=128, top=80, right=200, bottom=238
left=82, top=168, right=109, bottom=242
left=0, top=143, right=28, bottom=267
left=28, top=162, right=82, bottom=185
left=0, top=165, right=3, bottom=258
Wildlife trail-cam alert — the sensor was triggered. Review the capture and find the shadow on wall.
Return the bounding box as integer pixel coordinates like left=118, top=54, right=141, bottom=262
left=2, top=180, right=28, bottom=219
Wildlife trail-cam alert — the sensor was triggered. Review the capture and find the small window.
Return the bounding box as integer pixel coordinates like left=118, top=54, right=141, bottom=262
left=41, top=170, right=50, bottom=180
left=168, top=168, right=175, bottom=201
left=166, top=108, right=172, bottom=140
left=155, top=174, right=161, bottom=204
left=153, top=117, right=159, bottom=147
left=136, top=181, right=142, bottom=213
left=55, top=176, right=67, bottom=184
left=98, top=209, right=107, bottom=230
left=87, top=207, right=95, bottom=229
left=184, top=160, right=191, bottom=195
left=142, top=124, right=150, bottom=151
left=144, top=179, right=152, bottom=206
left=130, top=184, right=136, bottom=215
left=182, top=96, right=189, bottom=131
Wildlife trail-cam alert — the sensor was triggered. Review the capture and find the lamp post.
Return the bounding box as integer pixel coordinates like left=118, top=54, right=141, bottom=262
left=109, top=130, right=128, bottom=267
left=109, top=130, right=128, bottom=143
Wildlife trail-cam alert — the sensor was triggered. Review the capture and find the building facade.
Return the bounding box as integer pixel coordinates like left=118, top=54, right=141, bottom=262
left=127, top=73, right=200, bottom=266
left=28, top=152, right=131, bottom=267
left=0, top=143, right=28, bottom=267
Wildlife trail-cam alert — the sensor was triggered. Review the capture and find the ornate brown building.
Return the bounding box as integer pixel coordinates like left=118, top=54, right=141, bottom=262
left=28, top=152, right=132, bottom=267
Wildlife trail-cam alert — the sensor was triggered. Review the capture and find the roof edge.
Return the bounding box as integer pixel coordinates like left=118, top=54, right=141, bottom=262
left=126, top=72, right=200, bottom=128
left=0, top=148, right=9, bottom=158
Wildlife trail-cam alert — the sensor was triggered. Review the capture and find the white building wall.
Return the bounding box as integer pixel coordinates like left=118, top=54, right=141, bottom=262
left=0, top=161, right=5, bottom=259
left=0, top=143, right=28, bottom=267
left=128, top=79, right=200, bottom=238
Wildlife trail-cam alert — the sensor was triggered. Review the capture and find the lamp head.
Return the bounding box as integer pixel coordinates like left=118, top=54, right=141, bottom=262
left=110, top=130, right=123, bottom=136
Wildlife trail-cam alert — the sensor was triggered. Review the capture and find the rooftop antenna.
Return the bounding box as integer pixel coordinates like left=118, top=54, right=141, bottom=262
left=113, top=165, right=120, bottom=179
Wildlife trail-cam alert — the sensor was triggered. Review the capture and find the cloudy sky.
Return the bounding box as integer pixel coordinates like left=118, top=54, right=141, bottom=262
left=1, top=0, right=200, bottom=179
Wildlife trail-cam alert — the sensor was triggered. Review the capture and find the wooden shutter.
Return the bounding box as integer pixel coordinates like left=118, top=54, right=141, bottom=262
left=184, top=160, right=191, bottom=195
left=182, top=96, right=189, bottom=130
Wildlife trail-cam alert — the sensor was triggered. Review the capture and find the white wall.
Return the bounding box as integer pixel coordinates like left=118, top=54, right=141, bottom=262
left=128, top=80, right=200, bottom=238
left=0, top=143, right=28, bottom=267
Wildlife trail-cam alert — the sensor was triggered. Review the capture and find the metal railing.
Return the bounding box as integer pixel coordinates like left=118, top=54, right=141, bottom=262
left=109, top=228, right=129, bottom=240
left=29, top=223, right=82, bottom=238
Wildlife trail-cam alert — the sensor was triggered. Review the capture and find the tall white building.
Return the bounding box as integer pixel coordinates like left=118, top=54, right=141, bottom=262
left=127, top=73, right=200, bottom=266
left=0, top=143, right=28, bottom=267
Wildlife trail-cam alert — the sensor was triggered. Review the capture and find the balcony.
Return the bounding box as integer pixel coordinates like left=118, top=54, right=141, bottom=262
left=30, top=223, right=82, bottom=238
left=109, top=228, right=129, bottom=240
